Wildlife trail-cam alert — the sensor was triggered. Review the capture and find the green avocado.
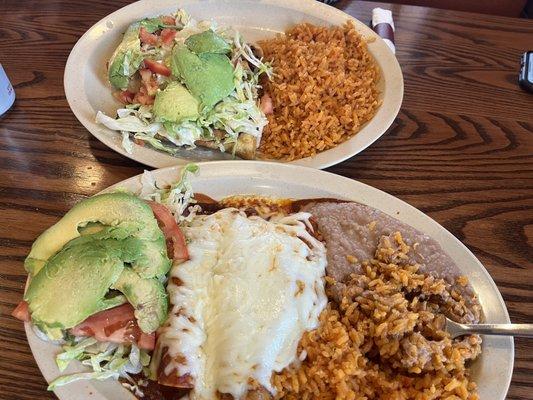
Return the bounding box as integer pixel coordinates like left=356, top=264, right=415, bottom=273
left=153, top=82, right=200, bottom=123
left=23, top=192, right=175, bottom=338
left=25, top=192, right=170, bottom=280
left=139, top=17, right=167, bottom=33
left=171, top=45, right=235, bottom=108
left=108, top=23, right=144, bottom=90
left=112, top=268, right=168, bottom=333
left=185, top=30, right=231, bottom=54
left=24, top=237, right=127, bottom=339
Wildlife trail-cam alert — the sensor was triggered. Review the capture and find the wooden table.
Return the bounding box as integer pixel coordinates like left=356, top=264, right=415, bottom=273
left=1, top=1, right=531, bottom=398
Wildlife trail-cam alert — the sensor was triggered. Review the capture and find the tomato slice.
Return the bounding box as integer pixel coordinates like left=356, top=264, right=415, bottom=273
left=12, top=300, right=30, bottom=322
left=147, top=201, right=189, bottom=264
left=71, top=303, right=155, bottom=350
left=13, top=301, right=154, bottom=350
left=144, top=59, right=171, bottom=77
left=139, top=27, right=158, bottom=46
left=135, top=68, right=157, bottom=104
left=139, top=68, right=153, bottom=83
left=160, top=15, right=176, bottom=25
left=260, top=93, right=273, bottom=115
left=133, top=91, right=155, bottom=106
left=160, top=29, right=177, bottom=47
left=113, top=90, right=135, bottom=104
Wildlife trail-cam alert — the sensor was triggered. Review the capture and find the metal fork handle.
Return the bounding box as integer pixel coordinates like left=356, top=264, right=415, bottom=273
left=455, top=323, right=533, bottom=338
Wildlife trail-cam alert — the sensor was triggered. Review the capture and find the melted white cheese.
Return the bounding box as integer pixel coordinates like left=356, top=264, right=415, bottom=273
left=161, top=208, right=327, bottom=400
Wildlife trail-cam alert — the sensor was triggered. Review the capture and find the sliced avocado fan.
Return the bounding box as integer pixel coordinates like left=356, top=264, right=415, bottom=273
left=24, top=192, right=172, bottom=338
left=25, top=192, right=170, bottom=279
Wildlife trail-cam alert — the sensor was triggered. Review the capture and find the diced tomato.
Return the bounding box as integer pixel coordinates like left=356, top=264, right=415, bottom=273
left=139, top=68, right=158, bottom=96
left=12, top=300, right=30, bottom=322
left=144, top=59, right=171, bottom=77
left=147, top=201, right=189, bottom=264
left=161, top=15, right=176, bottom=25
left=133, top=91, right=155, bottom=105
left=113, top=90, right=135, bottom=104
left=136, top=68, right=158, bottom=103
left=139, top=68, right=153, bottom=83
left=160, top=28, right=177, bottom=47
left=71, top=303, right=155, bottom=350
left=260, top=93, right=273, bottom=115
left=139, top=26, right=158, bottom=46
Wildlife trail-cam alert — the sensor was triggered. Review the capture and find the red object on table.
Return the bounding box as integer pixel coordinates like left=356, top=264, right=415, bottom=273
left=1, top=1, right=532, bottom=399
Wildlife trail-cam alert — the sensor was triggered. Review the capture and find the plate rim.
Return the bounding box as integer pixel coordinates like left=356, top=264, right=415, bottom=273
left=26, top=160, right=513, bottom=400
left=63, top=0, right=403, bottom=170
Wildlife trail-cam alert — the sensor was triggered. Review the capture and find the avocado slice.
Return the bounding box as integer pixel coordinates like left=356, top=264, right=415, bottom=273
left=153, top=82, right=200, bottom=123
left=25, top=193, right=171, bottom=280
left=139, top=17, right=168, bottom=33
left=112, top=268, right=168, bottom=333
left=185, top=30, right=231, bottom=54
left=108, top=23, right=143, bottom=90
left=24, top=238, right=126, bottom=340
left=72, top=227, right=169, bottom=279
left=171, top=45, right=235, bottom=109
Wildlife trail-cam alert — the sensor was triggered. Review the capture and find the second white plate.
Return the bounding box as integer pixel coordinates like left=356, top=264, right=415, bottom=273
left=64, top=0, right=403, bottom=169
left=27, top=161, right=512, bottom=400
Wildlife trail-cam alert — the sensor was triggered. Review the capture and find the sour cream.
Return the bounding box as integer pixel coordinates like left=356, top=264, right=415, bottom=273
left=159, top=208, right=327, bottom=399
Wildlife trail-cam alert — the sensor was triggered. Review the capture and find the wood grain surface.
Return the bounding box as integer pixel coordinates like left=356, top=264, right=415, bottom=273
left=1, top=1, right=532, bottom=399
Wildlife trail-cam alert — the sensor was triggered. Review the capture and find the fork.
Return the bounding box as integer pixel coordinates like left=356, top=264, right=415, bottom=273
left=445, top=317, right=533, bottom=339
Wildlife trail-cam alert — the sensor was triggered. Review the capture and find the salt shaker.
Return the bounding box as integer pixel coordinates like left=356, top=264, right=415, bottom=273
left=0, top=64, right=16, bottom=116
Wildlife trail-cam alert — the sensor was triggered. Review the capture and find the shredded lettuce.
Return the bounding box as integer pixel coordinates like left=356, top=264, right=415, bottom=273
left=173, top=9, right=216, bottom=43
left=161, top=120, right=203, bottom=147
left=48, top=370, right=119, bottom=390
left=202, top=95, right=267, bottom=144
left=121, top=131, right=134, bottom=154
left=96, top=111, right=161, bottom=134
left=132, top=132, right=180, bottom=154
left=55, top=337, right=98, bottom=372
left=139, top=164, right=199, bottom=221
left=48, top=342, right=150, bottom=391
left=82, top=342, right=119, bottom=372
left=175, top=9, right=193, bottom=28
left=117, top=105, right=153, bottom=122
left=231, top=31, right=273, bottom=76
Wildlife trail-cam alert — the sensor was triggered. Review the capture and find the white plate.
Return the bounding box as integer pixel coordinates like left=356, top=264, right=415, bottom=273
left=64, top=0, right=403, bottom=169
left=26, top=161, right=512, bottom=400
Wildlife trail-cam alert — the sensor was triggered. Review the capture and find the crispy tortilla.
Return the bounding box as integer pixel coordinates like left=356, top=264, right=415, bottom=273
left=195, top=132, right=256, bottom=160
